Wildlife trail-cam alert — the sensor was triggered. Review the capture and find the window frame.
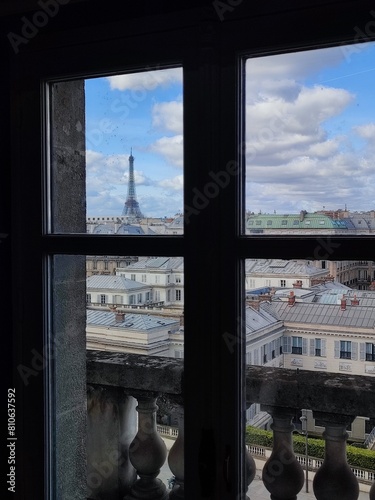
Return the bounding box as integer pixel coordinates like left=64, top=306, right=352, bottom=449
left=6, top=2, right=375, bottom=500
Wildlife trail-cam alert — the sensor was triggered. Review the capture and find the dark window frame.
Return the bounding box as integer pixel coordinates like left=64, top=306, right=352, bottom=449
left=5, top=2, right=375, bottom=499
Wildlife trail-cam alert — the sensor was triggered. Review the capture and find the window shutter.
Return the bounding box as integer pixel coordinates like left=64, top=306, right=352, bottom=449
left=267, top=342, right=272, bottom=359
left=321, top=339, right=326, bottom=357
left=254, top=349, right=259, bottom=365
left=352, top=342, right=358, bottom=361
left=97, top=294, right=100, bottom=303
left=309, top=338, right=315, bottom=356
left=283, top=336, right=291, bottom=354
left=360, top=343, right=366, bottom=361
left=302, top=338, right=308, bottom=355
left=334, top=340, right=340, bottom=358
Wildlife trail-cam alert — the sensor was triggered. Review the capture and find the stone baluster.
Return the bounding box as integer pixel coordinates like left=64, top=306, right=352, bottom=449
left=312, top=412, right=359, bottom=500
left=168, top=403, right=184, bottom=499
left=370, top=480, right=375, bottom=500
left=245, top=444, right=256, bottom=500
left=261, top=406, right=304, bottom=500
left=125, top=392, right=168, bottom=500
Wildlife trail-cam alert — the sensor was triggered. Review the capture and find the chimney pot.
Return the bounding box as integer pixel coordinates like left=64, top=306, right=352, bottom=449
left=115, top=312, right=125, bottom=322
left=288, top=291, right=296, bottom=307
left=351, top=294, right=359, bottom=306
left=340, top=296, right=347, bottom=311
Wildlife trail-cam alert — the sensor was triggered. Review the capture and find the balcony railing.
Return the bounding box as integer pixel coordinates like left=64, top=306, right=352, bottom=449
left=87, top=351, right=375, bottom=499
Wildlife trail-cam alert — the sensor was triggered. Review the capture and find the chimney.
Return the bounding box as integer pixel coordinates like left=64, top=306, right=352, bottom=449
left=115, top=312, right=125, bottom=322
left=293, top=280, right=303, bottom=289
left=351, top=294, right=359, bottom=306
left=288, top=291, right=296, bottom=307
left=247, top=298, right=260, bottom=311
left=340, top=296, right=347, bottom=311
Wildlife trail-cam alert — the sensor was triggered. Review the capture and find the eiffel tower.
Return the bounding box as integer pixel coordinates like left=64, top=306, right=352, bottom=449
left=122, top=149, right=144, bottom=219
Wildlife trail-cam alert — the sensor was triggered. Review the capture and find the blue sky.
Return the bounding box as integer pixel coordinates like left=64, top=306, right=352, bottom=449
left=245, top=41, right=375, bottom=214
left=85, top=41, right=375, bottom=217
left=85, top=67, right=183, bottom=217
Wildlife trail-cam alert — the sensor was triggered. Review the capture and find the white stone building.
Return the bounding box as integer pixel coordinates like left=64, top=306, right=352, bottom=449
left=86, top=275, right=153, bottom=306
left=117, top=257, right=184, bottom=308
left=245, top=259, right=329, bottom=290
left=86, top=308, right=183, bottom=357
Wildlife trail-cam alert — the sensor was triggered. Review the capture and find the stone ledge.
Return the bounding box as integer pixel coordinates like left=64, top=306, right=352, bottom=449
left=246, top=365, right=375, bottom=417
left=87, top=350, right=184, bottom=396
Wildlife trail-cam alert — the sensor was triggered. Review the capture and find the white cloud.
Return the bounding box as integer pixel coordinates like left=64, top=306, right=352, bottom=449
left=107, top=67, right=182, bottom=91
left=86, top=150, right=155, bottom=194
left=152, top=100, right=183, bottom=134
left=158, top=175, right=184, bottom=191
left=149, top=135, right=183, bottom=168
left=354, top=123, right=375, bottom=141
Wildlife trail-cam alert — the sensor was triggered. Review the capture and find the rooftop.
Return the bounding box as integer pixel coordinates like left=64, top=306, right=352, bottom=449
left=245, top=259, right=327, bottom=277
left=270, top=300, right=375, bottom=329
left=87, top=275, right=148, bottom=291
left=87, top=309, right=179, bottom=330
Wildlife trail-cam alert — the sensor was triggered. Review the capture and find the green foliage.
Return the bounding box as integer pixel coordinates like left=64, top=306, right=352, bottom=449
left=245, top=426, right=375, bottom=470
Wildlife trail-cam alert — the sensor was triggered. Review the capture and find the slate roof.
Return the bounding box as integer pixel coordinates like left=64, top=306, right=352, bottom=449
left=125, top=256, right=184, bottom=271
left=245, top=304, right=282, bottom=333
left=87, top=309, right=179, bottom=330
left=271, top=301, right=375, bottom=329
left=247, top=213, right=348, bottom=230
left=87, top=275, right=148, bottom=291
left=245, top=259, right=326, bottom=277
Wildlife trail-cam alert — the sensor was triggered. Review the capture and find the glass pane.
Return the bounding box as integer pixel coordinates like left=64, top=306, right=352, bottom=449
left=49, top=67, right=184, bottom=234
left=244, top=258, right=375, bottom=498
left=51, top=254, right=184, bottom=498
left=244, top=42, right=375, bottom=235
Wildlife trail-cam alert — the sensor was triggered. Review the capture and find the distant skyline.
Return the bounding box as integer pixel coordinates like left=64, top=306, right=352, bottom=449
left=85, top=41, right=375, bottom=218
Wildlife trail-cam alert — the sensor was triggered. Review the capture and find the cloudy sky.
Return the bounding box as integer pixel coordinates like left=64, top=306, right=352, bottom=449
left=85, top=41, right=375, bottom=217
left=85, top=67, right=183, bottom=217
left=246, top=41, right=375, bottom=214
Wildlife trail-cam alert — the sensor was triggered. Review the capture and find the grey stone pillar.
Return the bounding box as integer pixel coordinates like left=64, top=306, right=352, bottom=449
left=125, top=393, right=168, bottom=500
left=245, top=444, right=256, bottom=500
left=370, top=479, right=375, bottom=500
left=261, top=406, right=304, bottom=500
left=168, top=404, right=184, bottom=499
left=86, top=385, right=137, bottom=499
left=312, top=413, right=359, bottom=500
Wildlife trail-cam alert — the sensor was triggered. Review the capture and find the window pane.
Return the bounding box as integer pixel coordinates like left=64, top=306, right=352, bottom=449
left=49, top=67, right=184, bottom=234
left=244, top=258, right=375, bottom=497
left=244, top=42, right=375, bottom=235
left=51, top=255, right=184, bottom=498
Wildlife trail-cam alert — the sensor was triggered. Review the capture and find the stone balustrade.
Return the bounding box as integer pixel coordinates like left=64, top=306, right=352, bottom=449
left=246, top=365, right=375, bottom=499
left=87, top=352, right=375, bottom=499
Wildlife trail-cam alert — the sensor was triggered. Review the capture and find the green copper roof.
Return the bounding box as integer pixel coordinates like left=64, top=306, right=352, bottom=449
left=247, top=213, right=348, bottom=230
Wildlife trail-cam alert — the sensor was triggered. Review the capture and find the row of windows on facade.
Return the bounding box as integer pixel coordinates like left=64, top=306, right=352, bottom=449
left=249, top=219, right=328, bottom=226
left=285, top=337, right=375, bottom=361
left=86, top=290, right=182, bottom=304
left=247, top=338, right=375, bottom=364
left=87, top=260, right=183, bottom=284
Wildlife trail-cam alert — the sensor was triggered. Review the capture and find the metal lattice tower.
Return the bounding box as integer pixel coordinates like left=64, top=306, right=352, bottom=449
left=122, top=149, right=144, bottom=219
